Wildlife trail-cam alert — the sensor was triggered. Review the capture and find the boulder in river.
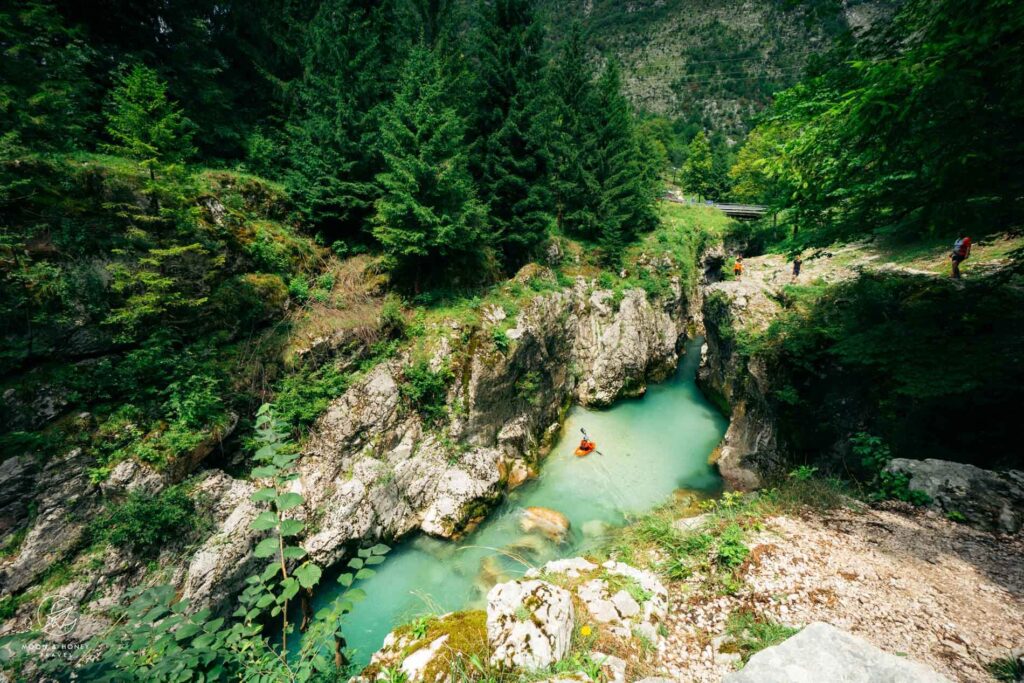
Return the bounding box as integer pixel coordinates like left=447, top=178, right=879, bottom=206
left=520, top=507, right=571, bottom=542
left=886, top=458, right=1024, bottom=533
left=723, top=622, right=950, bottom=683
left=487, top=580, right=574, bottom=670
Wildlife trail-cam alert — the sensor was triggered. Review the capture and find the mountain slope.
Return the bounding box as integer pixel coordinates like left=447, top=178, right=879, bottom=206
left=539, top=0, right=891, bottom=131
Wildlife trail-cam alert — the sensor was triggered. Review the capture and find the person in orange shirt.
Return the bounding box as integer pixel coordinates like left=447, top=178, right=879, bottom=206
left=733, top=256, right=744, bottom=278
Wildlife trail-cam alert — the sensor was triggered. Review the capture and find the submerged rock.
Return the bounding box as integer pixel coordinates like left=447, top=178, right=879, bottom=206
left=487, top=580, right=574, bottom=670
left=520, top=507, right=571, bottom=542
left=724, top=622, right=950, bottom=683
left=886, top=458, right=1024, bottom=533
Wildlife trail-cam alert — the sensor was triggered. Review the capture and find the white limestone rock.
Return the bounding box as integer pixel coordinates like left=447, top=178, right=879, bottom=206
left=487, top=580, right=574, bottom=670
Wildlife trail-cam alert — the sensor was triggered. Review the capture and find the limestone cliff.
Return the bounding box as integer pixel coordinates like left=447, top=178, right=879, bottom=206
left=179, top=272, right=692, bottom=610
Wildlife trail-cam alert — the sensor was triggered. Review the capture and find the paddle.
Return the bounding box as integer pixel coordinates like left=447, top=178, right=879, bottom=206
left=579, top=427, right=605, bottom=456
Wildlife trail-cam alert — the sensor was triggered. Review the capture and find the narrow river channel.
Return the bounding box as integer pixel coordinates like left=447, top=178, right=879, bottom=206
left=307, top=337, right=727, bottom=665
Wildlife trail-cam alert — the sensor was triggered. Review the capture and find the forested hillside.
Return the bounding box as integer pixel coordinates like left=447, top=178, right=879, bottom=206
left=2, top=0, right=1024, bottom=681
left=538, top=0, right=889, bottom=132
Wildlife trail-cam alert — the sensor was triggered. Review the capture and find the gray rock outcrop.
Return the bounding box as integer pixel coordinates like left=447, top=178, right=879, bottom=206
left=886, top=458, right=1024, bottom=533
left=724, top=622, right=951, bottom=683
left=487, top=580, right=574, bottom=670
left=178, top=274, right=693, bottom=609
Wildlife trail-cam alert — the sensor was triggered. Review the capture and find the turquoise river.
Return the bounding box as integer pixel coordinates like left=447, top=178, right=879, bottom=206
left=307, top=337, right=727, bottom=665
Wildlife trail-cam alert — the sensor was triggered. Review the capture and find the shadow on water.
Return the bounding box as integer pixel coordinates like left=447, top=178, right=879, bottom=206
left=301, top=337, right=727, bottom=665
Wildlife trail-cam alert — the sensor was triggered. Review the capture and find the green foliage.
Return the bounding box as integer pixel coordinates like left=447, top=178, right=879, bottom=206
left=104, top=64, right=195, bottom=176
left=748, top=0, right=1024, bottom=243
left=470, top=0, right=554, bottom=269
left=852, top=432, right=931, bottom=506
left=491, top=327, right=511, bottom=352
left=0, top=1, right=95, bottom=152
left=724, top=610, right=800, bottom=663
left=681, top=131, right=713, bottom=200
left=272, top=362, right=353, bottom=434
left=92, top=486, right=198, bottom=557
left=379, top=293, right=407, bottom=339
left=286, top=0, right=405, bottom=238
left=987, top=654, right=1024, bottom=683
left=59, top=404, right=389, bottom=681
left=743, top=272, right=1024, bottom=472
left=372, top=45, right=490, bottom=289
left=400, top=360, right=454, bottom=425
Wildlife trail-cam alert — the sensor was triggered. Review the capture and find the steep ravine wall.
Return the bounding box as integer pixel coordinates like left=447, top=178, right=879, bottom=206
left=180, top=273, right=693, bottom=612
left=696, top=252, right=782, bottom=490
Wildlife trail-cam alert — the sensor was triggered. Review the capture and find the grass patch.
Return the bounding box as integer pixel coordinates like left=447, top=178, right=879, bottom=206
left=722, top=609, right=800, bottom=664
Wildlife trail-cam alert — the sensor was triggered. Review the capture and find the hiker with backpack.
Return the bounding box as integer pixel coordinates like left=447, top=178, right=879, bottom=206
left=951, top=235, right=972, bottom=279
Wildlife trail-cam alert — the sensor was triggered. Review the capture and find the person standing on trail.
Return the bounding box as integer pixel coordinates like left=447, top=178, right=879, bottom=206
left=792, top=255, right=803, bottom=282
left=951, top=234, right=972, bottom=279
left=733, top=256, right=744, bottom=278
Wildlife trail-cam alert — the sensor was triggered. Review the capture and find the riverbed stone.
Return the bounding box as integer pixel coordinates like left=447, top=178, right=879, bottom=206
left=723, top=622, right=951, bottom=683
left=520, top=507, right=571, bottom=543
left=487, top=580, right=574, bottom=670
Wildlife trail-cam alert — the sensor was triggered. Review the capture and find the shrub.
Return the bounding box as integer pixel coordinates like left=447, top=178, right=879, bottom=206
left=491, top=328, right=510, bottom=352
left=93, top=486, right=198, bottom=556
left=401, top=361, right=453, bottom=425
left=379, top=294, right=407, bottom=339
left=288, top=276, right=309, bottom=301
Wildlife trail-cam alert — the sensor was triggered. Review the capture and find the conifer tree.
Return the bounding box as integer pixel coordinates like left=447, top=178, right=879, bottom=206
left=546, top=23, right=601, bottom=238
left=372, top=46, right=489, bottom=291
left=104, top=64, right=194, bottom=180
left=286, top=0, right=404, bottom=242
left=682, top=130, right=714, bottom=200
left=471, top=0, right=553, bottom=268
left=590, top=59, right=660, bottom=261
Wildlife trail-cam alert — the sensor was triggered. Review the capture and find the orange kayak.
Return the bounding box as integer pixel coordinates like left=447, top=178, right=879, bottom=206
left=574, top=443, right=596, bottom=457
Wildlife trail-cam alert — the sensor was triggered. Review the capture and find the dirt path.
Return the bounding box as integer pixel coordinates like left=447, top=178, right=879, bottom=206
left=661, top=506, right=1024, bottom=681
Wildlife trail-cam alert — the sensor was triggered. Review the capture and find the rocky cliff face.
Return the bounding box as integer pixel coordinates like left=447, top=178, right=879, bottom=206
left=696, top=250, right=781, bottom=490
left=0, top=263, right=696, bottom=651
left=181, top=272, right=691, bottom=610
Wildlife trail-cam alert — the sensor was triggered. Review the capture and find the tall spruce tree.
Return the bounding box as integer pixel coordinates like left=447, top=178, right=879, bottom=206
left=590, top=59, right=660, bottom=261
left=372, top=45, right=489, bottom=291
left=471, top=0, right=553, bottom=268
left=286, top=0, right=404, bottom=243
left=546, top=22, right=600, bottom=239
left=104, top=64, right=194, bottom=180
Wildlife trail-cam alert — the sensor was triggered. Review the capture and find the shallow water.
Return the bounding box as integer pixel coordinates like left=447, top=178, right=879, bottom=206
left=307, top=337, right=726, bottom=665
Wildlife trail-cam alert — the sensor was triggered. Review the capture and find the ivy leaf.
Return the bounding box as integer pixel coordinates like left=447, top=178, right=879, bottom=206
left=337, top=573, right=353, bottom=587
left=346, top=588, right=367, bottom=603
left=276, top=492, right=304, bottom=511
left=279, top=519, right=304, bottom=537
left=295, top=563, right=322, bottom=589
left=251, top=511, right=279, bottom=532
left=254, top=538, right=278, bottom=559
left=347, top=557, right=364, bottom=570
left=370, top=544, right=390, bottom=556
left=354, top=568, right=375, bottom=580
left=256, top=594, right=274, bottom=609
left=365, top=555, right=386, bottom=565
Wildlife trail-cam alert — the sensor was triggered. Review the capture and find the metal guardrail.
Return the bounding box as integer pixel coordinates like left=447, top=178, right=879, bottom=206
left=662, top=193, right=768, bottom=220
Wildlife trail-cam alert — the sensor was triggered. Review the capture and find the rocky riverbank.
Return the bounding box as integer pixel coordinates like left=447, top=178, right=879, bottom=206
left=0, top=265, right=698, bottom=652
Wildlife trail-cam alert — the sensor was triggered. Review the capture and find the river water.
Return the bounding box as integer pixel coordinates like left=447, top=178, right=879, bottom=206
left=307, top=337, right=727, bottom=665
